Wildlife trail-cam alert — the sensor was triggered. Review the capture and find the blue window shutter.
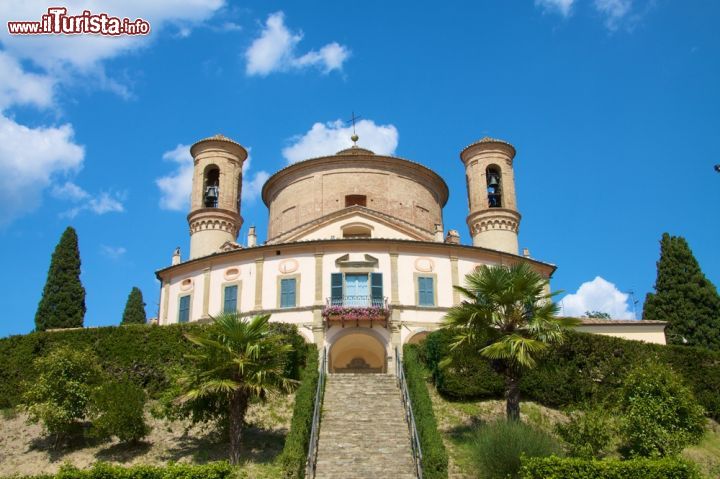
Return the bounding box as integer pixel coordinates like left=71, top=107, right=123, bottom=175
left=418, top=277, right=434, bottom=306
left=281, top=278, right=296, bottom=308
left=224, top=285, right=238, bottom=313
left=371, top=273, right=383, bottom=306
left=179, top=295, right=190, bottom=323
left=331, top=273, right=343, bottom=305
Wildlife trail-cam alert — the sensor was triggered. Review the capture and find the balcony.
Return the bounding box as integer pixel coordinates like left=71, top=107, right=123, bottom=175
left=322, top=295, right=391, bottom=327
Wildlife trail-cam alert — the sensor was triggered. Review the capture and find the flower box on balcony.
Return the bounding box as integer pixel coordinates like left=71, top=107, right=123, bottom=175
left=322, top=305, right=389, bottom=322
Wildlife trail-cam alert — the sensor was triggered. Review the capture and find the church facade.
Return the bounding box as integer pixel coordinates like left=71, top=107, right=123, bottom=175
left=155, top=134, right=666, bottom=373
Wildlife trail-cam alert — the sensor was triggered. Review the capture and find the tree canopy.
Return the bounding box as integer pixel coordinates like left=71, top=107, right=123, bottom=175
left=35, top=227, right=86, bottom=331
left=644, top=233, right=720, bottom=350
left=443, top=263, right=576, bottom=420
left=122, top=287, right=147, bottom=325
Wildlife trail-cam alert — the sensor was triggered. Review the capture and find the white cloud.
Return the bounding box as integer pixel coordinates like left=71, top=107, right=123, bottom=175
left=594, top=0, right=633, bottom=30
left=156, top=144, right=193, bottom=211
left=100, top=244, right=127, bottom=259
left=240, top=155, right=270, bottom=204
left=282, top=119, right=399, bottom=164
left=0, top=113, right=84, bottom=225
left=52, top=181, right=89, bottom=201
left=156, top=143, right=268, bottom=211
left=87, top=192, right=125, bottom=214
left=535, top=0, right=575, bottom=17
left=58, top=187, right=125, bottom=218
left=0, top=1, right=226, bottom=226
left=560, top=276, right=635, bottom=319
left=293, top=42, right=351, bottom=73
left=0, top=51, right=55, bottom=110
left=242, top=169, right=270, bottom=203
left=245, top=12, right=349, bottom=76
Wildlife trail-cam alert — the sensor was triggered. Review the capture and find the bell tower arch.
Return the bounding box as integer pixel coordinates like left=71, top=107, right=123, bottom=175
left=461, top=137, right=521, bottom=254
left=188, top=134, right=247, bottom=259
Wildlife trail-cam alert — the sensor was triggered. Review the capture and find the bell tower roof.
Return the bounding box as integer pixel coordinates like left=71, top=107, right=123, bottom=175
left=460, top=137, right=516, bottom=159
left=190, top=133, right=248, bottom=158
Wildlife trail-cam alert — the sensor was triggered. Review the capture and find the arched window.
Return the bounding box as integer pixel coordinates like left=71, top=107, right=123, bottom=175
left=204, top=165, right=220, bottom=208
left=486, top=166, right=502, bottom=208
left=342, top=223, right=372, bottom=239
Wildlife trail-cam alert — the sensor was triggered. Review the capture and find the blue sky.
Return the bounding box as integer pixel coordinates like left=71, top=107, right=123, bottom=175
left=0, top=0, right=718, bottom=337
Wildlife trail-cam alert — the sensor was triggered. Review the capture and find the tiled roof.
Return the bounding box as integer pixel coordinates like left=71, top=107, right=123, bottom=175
left=575, top=318, right=667, bottom=325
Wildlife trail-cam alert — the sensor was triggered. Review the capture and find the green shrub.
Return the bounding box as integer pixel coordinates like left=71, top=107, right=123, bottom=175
left=90, top=378, right=149, bottom=443
left=520, top=455, right=701, bottom=479
left=403, top=344, right=448, bottom=479
left=3, top=461, right=234, bottom=478
left=472, top=420, right=563, bottom=479
left=619, top=361, right=705, bottom=458
left=555, top=407, right=617, bottom=459
left=0, top=322, right=308, bottom=409
left=22, top=345, right=103, bottom=440
left=424, top=329, right=503, bottom=400
left=280, top=348, right=319, bottom=478
left=422, top=330, right=720, bottom=421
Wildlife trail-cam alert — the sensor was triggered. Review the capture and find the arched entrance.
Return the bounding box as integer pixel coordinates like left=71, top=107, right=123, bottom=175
left=329, top=329, right=388, bottom=373
left=406, top=331, right=429, bottom=345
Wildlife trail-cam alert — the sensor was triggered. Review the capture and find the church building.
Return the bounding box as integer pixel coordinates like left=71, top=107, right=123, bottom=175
left=155, top=133, right=666, bottom=373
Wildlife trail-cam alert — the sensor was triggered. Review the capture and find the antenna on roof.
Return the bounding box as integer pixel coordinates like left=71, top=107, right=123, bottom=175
left=626, top=290, right=639, bottom=319
left=347, top=111, right=361, bottom=146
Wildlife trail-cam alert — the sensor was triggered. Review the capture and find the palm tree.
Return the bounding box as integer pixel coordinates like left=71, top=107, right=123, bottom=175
left=179, top=313, right=296, bottom=464
left=443, top=263, right=576, bottom=421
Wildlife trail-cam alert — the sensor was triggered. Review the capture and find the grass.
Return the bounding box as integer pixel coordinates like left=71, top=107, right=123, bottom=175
left=682, top=420, right=720, bottom=479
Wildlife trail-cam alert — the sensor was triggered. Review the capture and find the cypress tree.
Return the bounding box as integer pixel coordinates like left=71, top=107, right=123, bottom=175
left=121, top=287, right=147, bottom=325
left=644, top=233, right=720, bottom=350
left=34, top=227, right=86, bottom=331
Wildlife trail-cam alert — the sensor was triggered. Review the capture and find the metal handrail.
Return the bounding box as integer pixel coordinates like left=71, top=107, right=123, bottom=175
left=305, top=346, right=327, bottom=478
left=326, top=295, right=389, bottom=309
left=396, top=347, right=424, bottom=479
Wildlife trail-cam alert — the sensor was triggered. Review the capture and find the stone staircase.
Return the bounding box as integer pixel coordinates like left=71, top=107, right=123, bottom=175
left=314, top=373, right=416, bottom=479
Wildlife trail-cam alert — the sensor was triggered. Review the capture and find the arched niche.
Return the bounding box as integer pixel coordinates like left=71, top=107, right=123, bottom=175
left=406, top=331, right=429, bottom=345
left=203, top=164, right=220, bottom=208
left=329, top=329, right=387, bottom=373
left=486, top=164, right=502, bottom=208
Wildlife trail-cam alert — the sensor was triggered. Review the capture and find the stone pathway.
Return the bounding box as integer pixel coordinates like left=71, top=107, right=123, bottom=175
left=314, top=373, right=416, bottom=479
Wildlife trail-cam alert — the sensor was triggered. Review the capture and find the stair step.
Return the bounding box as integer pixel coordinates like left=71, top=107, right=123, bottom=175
left=313, top=373, right=417, bottom=479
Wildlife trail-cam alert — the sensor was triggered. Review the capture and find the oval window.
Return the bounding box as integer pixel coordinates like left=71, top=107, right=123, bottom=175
left=224, top=268, right=240, bottom=280
left=279, top=259, right=299, bottom=274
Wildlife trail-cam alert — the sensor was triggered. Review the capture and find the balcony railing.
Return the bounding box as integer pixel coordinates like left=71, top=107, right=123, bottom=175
left=322, top=296, right=391, bottom=325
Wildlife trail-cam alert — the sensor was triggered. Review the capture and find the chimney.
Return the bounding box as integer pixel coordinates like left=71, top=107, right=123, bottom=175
left=247, top=226, right=257, bottom=247
left=172, top=247, right=181, bottom=266
left=522, top=248, right=530, bottom=258
left=445, top=229, right=461, bottom=245
left=434, top=224, right=444, bottom=243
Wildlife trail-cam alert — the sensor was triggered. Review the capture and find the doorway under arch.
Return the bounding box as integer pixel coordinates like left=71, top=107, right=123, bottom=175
left=329, top=329, right=387, bottom=373
left=406, top=331, right=429, bottom=345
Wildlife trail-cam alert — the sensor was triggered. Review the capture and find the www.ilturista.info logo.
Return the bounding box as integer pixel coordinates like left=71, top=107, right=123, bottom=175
left=7, top=7, right=150, bottom=35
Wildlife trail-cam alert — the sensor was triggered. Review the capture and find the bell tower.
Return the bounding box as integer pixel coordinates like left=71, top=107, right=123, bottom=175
left=188, top=134, right=247, bottom=259
left=460, top=137, right=521, bottom=255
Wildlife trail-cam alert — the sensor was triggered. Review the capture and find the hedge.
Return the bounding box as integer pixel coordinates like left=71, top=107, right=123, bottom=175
left=280, top=347, right=319, bottom=478
left=421, top=329, right=720, bottom=420
left=403, top=344, right=449, bottom=479
left=2, top=461, right=234, bottom=479
left=520, top=456, right=701, bottom=479
left=0, top=322, right=308, bottom=409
